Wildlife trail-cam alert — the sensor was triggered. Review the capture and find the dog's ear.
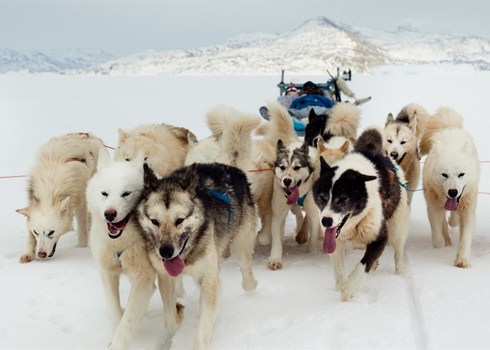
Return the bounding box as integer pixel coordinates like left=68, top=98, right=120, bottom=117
left=96, top=149, right=112, bottom=171
left=320, top=157, right=337, bottom=175
left=340, top=140, right=350, bottom=154
left=308, top=108, right=317, bottom=123
left=276, top=139, right=286, bottom=151
left=16, top=207, right=30, bottom=218
left=316, top=138, right=326, bottom=153
left=385, top=113, right=395, bottom=127
left=118, top=128, right=129, bottom=143
left=177, top=163, right=197, bottom=192
left=133, top=151, right=146, bottom=168
left=58, top=197, right=70, bottom=215
left=300, top=140, right=310, bottom=155
left=358, top=172, right=377, bottom=182
left=143, top=163, right=159, bottom=191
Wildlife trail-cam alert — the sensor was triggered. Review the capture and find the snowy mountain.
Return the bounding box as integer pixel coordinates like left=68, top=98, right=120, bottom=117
left=2, top=17, right=490, bottom=74
left=0, top=48, right=115, bottom=74
left=354, top=24, right=490, bottom=71
left=87, top=17, right=389, bottom=75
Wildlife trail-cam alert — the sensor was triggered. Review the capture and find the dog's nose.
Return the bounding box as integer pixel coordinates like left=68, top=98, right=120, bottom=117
left=38, top=251, right=47, bottom=258
left=390, top=151, right=398, bottom=159
left=448, top=189, right=458, bottom=198
left=159, top=245, right=174, bottom=260
left=321, top=216, right=333, bottom=228
left=104, top=209, right=117, bottom=222
left=283, top=178, right=292, bottom=187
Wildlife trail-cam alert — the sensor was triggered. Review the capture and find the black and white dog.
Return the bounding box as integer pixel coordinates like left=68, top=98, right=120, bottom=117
left=304, top=102, right=361, bottom=147
left=312, top=127, right=410, bottom=301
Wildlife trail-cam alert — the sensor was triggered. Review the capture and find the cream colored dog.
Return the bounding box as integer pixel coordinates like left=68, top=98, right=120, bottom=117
left=17, top=132, right=106, bottom=262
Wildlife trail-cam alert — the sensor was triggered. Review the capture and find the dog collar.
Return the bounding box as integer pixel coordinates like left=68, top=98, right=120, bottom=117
left=297, top=193, right=307, bottom=207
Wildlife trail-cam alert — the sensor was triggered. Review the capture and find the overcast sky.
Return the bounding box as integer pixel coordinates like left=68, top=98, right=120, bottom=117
left=0, top=0, right=488, bottom=56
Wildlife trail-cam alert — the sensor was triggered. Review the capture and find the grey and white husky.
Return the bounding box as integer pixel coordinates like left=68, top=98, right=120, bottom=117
left=136, top=162, right=258, bottom=349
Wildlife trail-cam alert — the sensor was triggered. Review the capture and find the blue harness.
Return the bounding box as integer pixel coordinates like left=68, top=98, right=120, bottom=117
left=208, top=189, right=232, bottom=220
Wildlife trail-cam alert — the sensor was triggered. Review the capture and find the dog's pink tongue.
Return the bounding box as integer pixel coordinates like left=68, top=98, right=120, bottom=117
left=323, top=228, right=337, bottom=254
left=286, top=186, right=300, bottom=205
left=163, top=256, right=185, bottom=277
left=445, top=197, right=458, bottom=211
left=108, top=224, right=121, bottom=236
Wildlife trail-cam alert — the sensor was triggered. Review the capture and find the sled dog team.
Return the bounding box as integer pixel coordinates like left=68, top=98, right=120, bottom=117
left=17, top=102, right=480, bottom=349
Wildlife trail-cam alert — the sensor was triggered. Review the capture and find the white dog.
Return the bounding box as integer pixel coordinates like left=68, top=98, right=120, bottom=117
left=17, top=132, right=106, bottom=262
left=87, top=151, right=155, bottom=349
left=420, top=107, right=480, bottom=268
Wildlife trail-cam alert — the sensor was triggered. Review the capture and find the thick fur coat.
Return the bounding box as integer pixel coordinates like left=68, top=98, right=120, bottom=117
left=312, top=127, right=410, bottom=300
left=420, top=107, right=480, bottom=267
left=136, top=162, right=258, bottom=349
left=384, top=103, right=429, bottom=205
left=257, top=101, right=322, bottom=270
left=87, top=151, right=155, bottom=350
left=116, top=123, right=196, bottom=177
left=17, top=132, right=106, bottom=262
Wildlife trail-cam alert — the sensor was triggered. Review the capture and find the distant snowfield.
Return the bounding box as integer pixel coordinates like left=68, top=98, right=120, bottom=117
left=1, top=64, right=490, bottom=349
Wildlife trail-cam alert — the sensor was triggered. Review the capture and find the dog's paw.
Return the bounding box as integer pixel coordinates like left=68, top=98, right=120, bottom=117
left=454, top=256, right=470, bottom=268
left=340, top=288, right=355, bottom=302
left=242, top=277, right=258, bottom=292
left=257, top=231, right=271, bottom=246
left=164, top=302, right=185, bottom=332
left=268, top=259, right=282, bottom=270
left=432, top=239, right=446, bottom=249
left=295, top=231, right=308, bottom=245
left=19, top=253, right=34, bottom=263
left=395, top=264, right=406, bottom=275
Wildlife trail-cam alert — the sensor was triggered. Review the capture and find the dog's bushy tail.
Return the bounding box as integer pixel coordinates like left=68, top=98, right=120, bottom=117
left=396, top=103, right=430, bottom=140
left=206, top=105, right=261, bottom=170
left=354, top=126, right=384, bottom=155
left=262, top=101, right=299, bottom=146
left=420, top=107, right=463, bottom=156
left=325, top=102, right=361, bottom=141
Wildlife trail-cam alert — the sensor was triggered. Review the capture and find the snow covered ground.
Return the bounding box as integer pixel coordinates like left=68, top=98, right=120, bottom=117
left=1, top=64, right=490, bottom=349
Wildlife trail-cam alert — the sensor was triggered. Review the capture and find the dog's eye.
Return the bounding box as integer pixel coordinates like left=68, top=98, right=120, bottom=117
left=101, top=191, right=108, bottom=197
left=125, top=158, right=131, bottom=162
left=400, top=141, right=406, bottom=145
left=441, top=173, right=448, bottom=179
left=336, top=196, right=348, bottom=206
left=387, top=139, right=392, bottom=143
left=293, top=166, right=301, bottom=171
left=458, top=173, right=465, bottom=178
left=319, top=193, right=329, bottom=203
left=33, top=230, right=39, bottom=236
left=175, top=218, right=184, bottom=226
left=47, top=230, right=54, bottom=238
left=121, top=191, right=131, bottom=198
left=144, top=156, right=148, bottom=161
left=279, top=165, right=286, bottom=171
left=150, top=219, right=159, bottom=226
